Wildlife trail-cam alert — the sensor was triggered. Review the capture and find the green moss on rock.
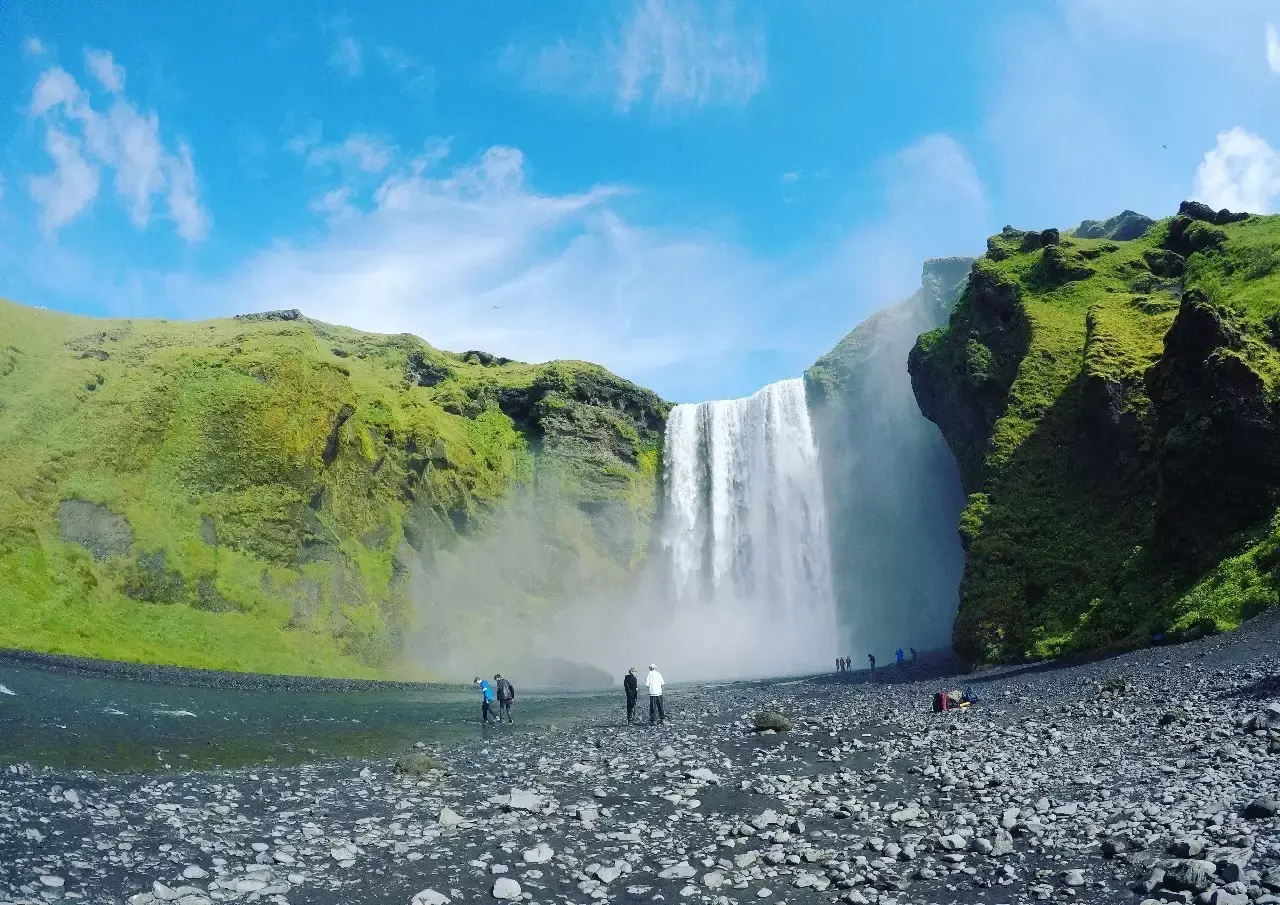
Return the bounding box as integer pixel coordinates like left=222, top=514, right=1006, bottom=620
left=910, top=206, right=1280, bottom=664
left=0, top=300, right=668, bottom=678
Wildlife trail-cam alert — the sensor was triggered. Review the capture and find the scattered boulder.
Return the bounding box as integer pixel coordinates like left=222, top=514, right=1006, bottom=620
left=1242, top=795, right=1278, bottom=819
left=505, top=789, right=543, bottom=812
left=393, top=752, right=447, bottom=776
left=753, top=711, right=794, bottom=733
left=491, top=878, right=521, bottom=900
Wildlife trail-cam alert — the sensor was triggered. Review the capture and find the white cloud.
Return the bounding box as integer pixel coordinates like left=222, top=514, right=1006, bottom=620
left=29, top=130, right=100, bottom=232
left=505, top=0, right=766, bottom=113
left=84, top=49, right=125, bottom=93
left=780, top=171, right=799, bottom=184
left=309, top=186, right=356, bottom=221
left=305, top=134, right=394, bottom=173
left=146, top=133, right=985, bottom=403
left=166, top=141, right=210, bottom=241
left=1193, top=127, right=1280, bottom=213
left=25, top=54, right=209, bottom=240
left=326, top=17, right=363, bottom=78
left=376, top=45, right=435, bottom=95
left=616, top=0, right=766, bottom=110
left=25, top=37, right=46, bottom=56
left=1267, top=23, right=1280, bottom=73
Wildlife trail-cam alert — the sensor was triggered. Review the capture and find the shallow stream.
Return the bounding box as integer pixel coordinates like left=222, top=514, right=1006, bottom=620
left=0, top=662, right=616, bottom=771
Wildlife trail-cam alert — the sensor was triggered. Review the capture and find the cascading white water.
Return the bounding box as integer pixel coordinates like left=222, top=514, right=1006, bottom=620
left=658, top=378, right=838, bottom=678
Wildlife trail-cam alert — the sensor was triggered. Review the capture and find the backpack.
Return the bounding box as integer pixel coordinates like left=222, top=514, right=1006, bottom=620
left=498, top=679, right=515, bottom=702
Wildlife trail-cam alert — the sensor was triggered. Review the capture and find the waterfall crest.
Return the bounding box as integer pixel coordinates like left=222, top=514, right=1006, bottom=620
left=658, top=378, right=837, bottom=678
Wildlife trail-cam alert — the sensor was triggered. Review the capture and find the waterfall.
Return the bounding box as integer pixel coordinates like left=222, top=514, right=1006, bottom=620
left=658, top=378, right=837, bottom=678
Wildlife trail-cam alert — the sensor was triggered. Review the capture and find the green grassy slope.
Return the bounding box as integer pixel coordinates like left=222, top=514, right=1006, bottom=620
left=910, top=203, right=1280, bottom=663
left=0, top=302, right=667, bottom=678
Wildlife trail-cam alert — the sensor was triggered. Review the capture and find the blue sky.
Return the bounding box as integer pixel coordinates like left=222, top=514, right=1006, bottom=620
left=2, top=1, right=1280, bottom=402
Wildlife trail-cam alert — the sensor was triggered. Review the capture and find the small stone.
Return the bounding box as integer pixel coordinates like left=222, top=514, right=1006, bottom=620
left=659, top=862, right=697, bottom=880
left=40, top=876, right=66, bottom=889
left=1062, top=869, right=1085, bottom=887
left=412, top=888, right=450, bottom=905
left=181, top=866, right=209, bottom=880
left=438, top=807, right=464, bottom=827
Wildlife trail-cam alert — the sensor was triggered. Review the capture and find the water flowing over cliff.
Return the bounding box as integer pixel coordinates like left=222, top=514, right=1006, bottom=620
left=657, top=378, right=837, bottom=678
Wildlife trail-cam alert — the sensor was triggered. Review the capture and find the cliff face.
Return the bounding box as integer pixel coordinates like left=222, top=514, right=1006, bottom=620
left=805, top=257, right=973, bottom=657
left=0, top=301, right=667, bottom=678
left=909, top=204, right=1280, bottom=663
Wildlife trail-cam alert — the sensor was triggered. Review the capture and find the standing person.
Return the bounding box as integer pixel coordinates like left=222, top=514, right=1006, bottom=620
left=646, top=664, right=666, bottom=726
left=835, top=657, right=841, bottom=673
left=624, top=668, right=639, bottom=723
left=895, top=648, right=905, bottom=668
left=474, top=676, right=496, bottom=724
left=910, top=648, right=918, bottom=664
left=494, top=673, right=516, bottom=724
left=867, top=653, right=876, bottom=673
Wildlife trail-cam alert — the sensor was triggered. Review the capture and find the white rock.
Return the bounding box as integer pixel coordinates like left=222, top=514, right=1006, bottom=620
left=659, top=862, right=698, bottom=880
left=412, top=890, right=450, bottom=905
left=702, top=871, right=725, bottom=889
left=40, top=876, right=66, bottom=888
left=506, top=789, right=543, bottom=812
left=492, top=878, right=522, bottom=900
left=152, top=881, right=178, bottom=901
left=523, top=842, right=554, bottom=864
left=181, top=866, right=209, bottom=880
left=438, top=807, right=464, bottom=827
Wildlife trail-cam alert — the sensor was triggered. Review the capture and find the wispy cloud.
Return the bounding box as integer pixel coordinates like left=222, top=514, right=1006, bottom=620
left=1267, top=23, right=1280, bottom=74
left=615, top=0, right=766, bottom=110
left=376, top=45, right=435, bottom=96
left=287, top=128, right=395, bottom=174
left=25, top=50, right=209, bottom=240
left=504, top=0, right=766, bottom=113
left=117, top=133, right=982, bottom=402
left=29, top=130, right=99, bottom=232
left=326, top=17, right=363, bottom=77
left=24, top=37, right=46, bottom=57
left=1193, top=127, right=1280, bottom=213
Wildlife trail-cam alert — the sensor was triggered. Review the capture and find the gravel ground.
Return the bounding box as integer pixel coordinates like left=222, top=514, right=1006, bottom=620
left=3, top=610, right=1279, bottom=905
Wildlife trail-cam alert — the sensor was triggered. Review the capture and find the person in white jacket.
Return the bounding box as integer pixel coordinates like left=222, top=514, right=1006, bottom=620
left=645, top=664, right=666, bottom=726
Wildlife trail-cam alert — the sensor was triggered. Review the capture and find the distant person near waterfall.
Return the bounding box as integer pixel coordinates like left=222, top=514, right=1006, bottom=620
left=474, top=677, right=496, bottom=724
left=494, top=674, right=515, bottom=724
left=868, top=653, right=876, bottom=673
left=646, top=664, right=666, bottom=726
left=895, top=648, right=905, bottom=668
left=911, top=648, right=918, bottom=664
left=624, top=668, right=639, bottom=723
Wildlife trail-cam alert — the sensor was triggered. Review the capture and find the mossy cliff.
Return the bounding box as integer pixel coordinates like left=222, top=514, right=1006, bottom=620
left=909, top=202, right=1280, bottom=663
left=805, top=258, right=972, bottom=656
left=0, top=301, right=667, bottom=678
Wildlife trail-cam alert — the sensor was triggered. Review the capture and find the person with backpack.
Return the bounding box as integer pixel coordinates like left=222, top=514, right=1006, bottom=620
left=474, top=676, right=496, bottom=724
left=623, top=667, right=639, bottom=723
left=867, top=653, right=876, bottom=673
left=646, top=664, right=665, bottom=726
left=494, top=673, right=516, bottom=724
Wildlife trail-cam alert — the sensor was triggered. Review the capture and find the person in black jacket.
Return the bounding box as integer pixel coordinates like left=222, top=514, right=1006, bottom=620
left=623, top=667, right=639, bottom=723
left=493, top=674, right=516, bottom=724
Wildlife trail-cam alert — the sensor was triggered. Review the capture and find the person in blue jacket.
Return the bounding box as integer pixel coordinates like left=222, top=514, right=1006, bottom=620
left=474, top=676, right=496, bottom=723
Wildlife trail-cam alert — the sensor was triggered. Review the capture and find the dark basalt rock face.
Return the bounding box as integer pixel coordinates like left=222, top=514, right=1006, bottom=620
left=234, top=309, right=302, bottom=322
left=1075, top=210, right=1155, bottom=241
left=1147, top=292, right=1280, bottom=566
left=909, top=262, right=1030, bottom=492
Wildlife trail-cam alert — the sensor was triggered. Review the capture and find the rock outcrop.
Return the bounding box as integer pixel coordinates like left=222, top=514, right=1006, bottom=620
left=910, top=206, right=1280, bottom=663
